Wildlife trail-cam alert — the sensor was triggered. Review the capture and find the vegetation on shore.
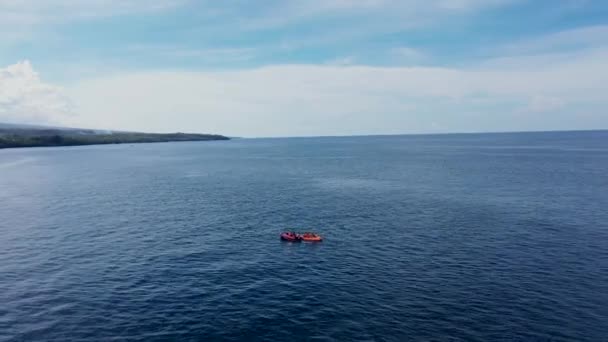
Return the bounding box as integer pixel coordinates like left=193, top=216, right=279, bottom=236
left=0, top=126, right=229, bottom=149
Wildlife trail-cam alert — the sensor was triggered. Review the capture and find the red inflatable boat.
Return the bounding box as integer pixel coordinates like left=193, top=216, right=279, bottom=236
left=280, top=232, right=301, bottom=242
left=301, top=232, right=322, bottom=242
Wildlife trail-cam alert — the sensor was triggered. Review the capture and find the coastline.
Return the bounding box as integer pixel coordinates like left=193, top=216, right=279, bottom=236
left=0, top=132, right=230, bottom=149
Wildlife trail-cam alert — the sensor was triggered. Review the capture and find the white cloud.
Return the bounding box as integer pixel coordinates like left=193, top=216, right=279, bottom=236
left=522, top=96, right=566, bottom=114
left=0, top=0, right=185, bottom=21
left=391, top=47, right=426, bottom=62
left=199, top=0, right=517, bottom=63
left=226, top=0, right=516, bottom=32
left=501, top=25, right=608, bottom=56
left=288, top=0, right=513, bottom=16
left=0, top=60, right=72, bottom=124
left=0, top=0, right=186, bottom=42
left=0, top=0, right=507, bottom=30
left=436, top=0, right=514, bottom=10
left=325, top=56, right=357, bottom=66
left=59, top=47, right=607, bottom=136
left=0, top=0, right=516, bottom=56
left=127, top=45, right=255, bottom=62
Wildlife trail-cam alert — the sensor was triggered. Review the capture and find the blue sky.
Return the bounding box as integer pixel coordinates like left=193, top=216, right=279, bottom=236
left=1, top=0, right=607, bottom=136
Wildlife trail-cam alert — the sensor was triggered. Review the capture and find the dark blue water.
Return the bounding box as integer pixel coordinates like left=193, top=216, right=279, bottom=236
left=1, top=131, right=608, bottom=341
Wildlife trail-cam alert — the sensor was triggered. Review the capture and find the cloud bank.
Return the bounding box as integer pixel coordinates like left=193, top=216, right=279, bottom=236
left=63, top=47, right=606, bottom=136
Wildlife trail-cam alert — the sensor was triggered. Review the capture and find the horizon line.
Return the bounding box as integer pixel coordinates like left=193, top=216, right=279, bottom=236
left=2, top=121, right=607, bottom=140
left=241, top=128, right=608, bottom=140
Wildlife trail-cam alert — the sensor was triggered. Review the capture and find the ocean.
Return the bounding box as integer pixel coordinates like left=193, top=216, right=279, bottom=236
left=1, top=131, right=607, bottom=341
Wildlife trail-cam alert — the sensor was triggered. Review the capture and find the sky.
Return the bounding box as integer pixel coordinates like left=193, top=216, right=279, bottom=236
left=0, top=0, right=607, bottom=137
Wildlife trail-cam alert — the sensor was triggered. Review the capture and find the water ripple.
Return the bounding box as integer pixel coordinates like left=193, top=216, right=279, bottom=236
left=1, top=133, right=607, bottom=341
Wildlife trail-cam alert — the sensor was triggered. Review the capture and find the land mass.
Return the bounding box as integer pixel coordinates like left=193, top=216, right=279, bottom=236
left=0, top=123, right=229, bottom=149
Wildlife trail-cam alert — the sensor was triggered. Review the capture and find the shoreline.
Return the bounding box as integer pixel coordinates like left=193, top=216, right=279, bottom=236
left=0, top=132, right=230, bottom=150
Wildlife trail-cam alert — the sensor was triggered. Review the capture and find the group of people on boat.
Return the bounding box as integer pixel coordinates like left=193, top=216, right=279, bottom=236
left=280, top=231, right=323, bottom=242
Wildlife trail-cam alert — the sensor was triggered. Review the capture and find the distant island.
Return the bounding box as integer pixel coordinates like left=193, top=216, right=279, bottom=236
left=0, top=123, right=229, bottom=149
